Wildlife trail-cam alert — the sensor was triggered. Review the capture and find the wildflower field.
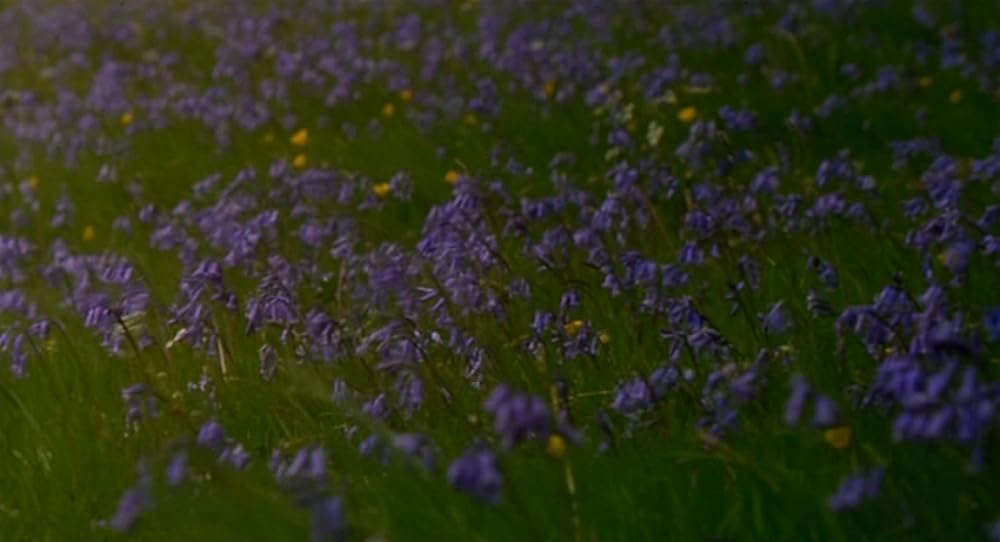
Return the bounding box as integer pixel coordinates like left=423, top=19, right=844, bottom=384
left=2, top=0, right=1000, bottom=540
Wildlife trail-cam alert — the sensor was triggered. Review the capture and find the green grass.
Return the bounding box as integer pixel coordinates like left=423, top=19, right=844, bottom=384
left=1, top=0, right=999, bottom=541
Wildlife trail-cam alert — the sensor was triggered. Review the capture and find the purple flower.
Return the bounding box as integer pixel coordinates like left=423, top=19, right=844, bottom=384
left=219, top=443, right=251, bottom=470
left=984, top=307, right=1000, bottom=342
left=196, top=420, right=226, bottom=452
left=718, top=105, right=756, bottom=132
left=612, top=377, right=654, bottom=414
left=108, top=486, right=153, bottom=532
left=361, top=393, right=388, bottom=421
left=679, top=242, right=704, bottom=265
left=273, top=446, right=329, bottom=507
left=827, top=468, right=884, bottom=511
left=108, top=461, right=154, bottom=532
left=245, top=273, right=298, bottom=336
left=648, top=365, right=679, bottom=398
left=939, top=242, right=974, bottom=278
left=750, top=167, right=780, bottom=194
left=358, top=434, right=382, bottom=459
left=729, top=369, right=760, bottom=403
left=762, top=301, right=792, bottom=336
left=392, top=433, right=436, bottom=470
left=739, top=41, right=764, bottom=63
left=311, top=496, right=347, bottom=542
left=165, top=450, right=188, bottom=487
left=331, top=380, right=353, bottom=405
left=122, top=383, right=157, bottom=426
left=483, top=385, right=551, bottom=449
left=785, top=375, right=810, bottom=426
left=812, top=395, right=840, bottom=428
left=807, top=257, right=839, bottom=290
left=911, top=4, right=935, bottom=28
left=988, top=518, right=1000, bottom=542
left=447, top=445, right=502, bottom=504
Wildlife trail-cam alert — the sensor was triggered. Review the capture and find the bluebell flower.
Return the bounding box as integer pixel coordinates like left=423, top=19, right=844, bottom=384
left=108, top=460, right=154, bottom=532
left=648, top=365, right=680, bottom=398
left=762, top=301, right=792, bottom=336
left=718, top=105, right=756, bottom=132
left=744, top=42, right=766, bottom=66
left=828, top=468, right=884, bottom=511
left=483, top=385, right=551, bottom=449
left=311, top=496, right=347, bottom=542
left=612, top=377, right=654, bottom=415
left=392, top=433, right=435, bottom=470
left=196, top=420, right=226, bottom=452
left=122, top=383, right=157, bottom=426
left=447, top=444, right=502, bottom=504
left=812, top=395, right=840, bottom=428
left=165, top=450, right=188, bottom=487
left=273, top=446, right=329, bottom=507
left=108, top=486, right=153, bottom=532
left=750, top=167, right=780, bottom=194
left=219, top=443, right=250, bottom=470
left=983, top=307, right=1000, bottom=342
left=785, top=375, right=810, bottom=426
left=987, top=518, right=1000, bottom=542
left=679, top=242, right=704, bottom=265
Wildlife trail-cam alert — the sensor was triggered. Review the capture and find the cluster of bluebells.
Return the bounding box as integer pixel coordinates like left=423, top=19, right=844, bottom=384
left=271, top=446, right=349, bottom=541
left=0, top=0, right=998, bottom=539
left=447, top=444, right=503, bottom=505
left=483, top=385, right=552, bottom=449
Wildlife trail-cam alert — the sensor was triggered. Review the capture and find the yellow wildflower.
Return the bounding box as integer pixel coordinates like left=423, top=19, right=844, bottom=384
left=564, top=319, right=584, bottom=337
left=372, top=182, right=391, bottom=198
left=546, top=434, right=567, bottom=459
left=27, top=175, right=39, bottom=190
left=824, top=426, right=852, bottom=449
left=290, top=128, right=309, bottom=147
left=598, top=330, right=611, bottom=344
left=444, top=170, right=462, bottom=185
left=382, top=102, right=396, bottom=118
left=292, top=154, right=307, bottom=169
left=949, top=90, right=963, bottom=103
left=678, top=106, right=697, bottom=123
left=463, top=113, right=478, bottom=126
left=938, top=246, right=964, bottom=267
left=82, top=225, right=96, bottom=242
left=543, top=80, right=556, bottom=98
left=917, top=76, right=933, bottom=88
left=120, top=111, right=134, bottom=126
left=399, top=89, right=414, bottom=103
